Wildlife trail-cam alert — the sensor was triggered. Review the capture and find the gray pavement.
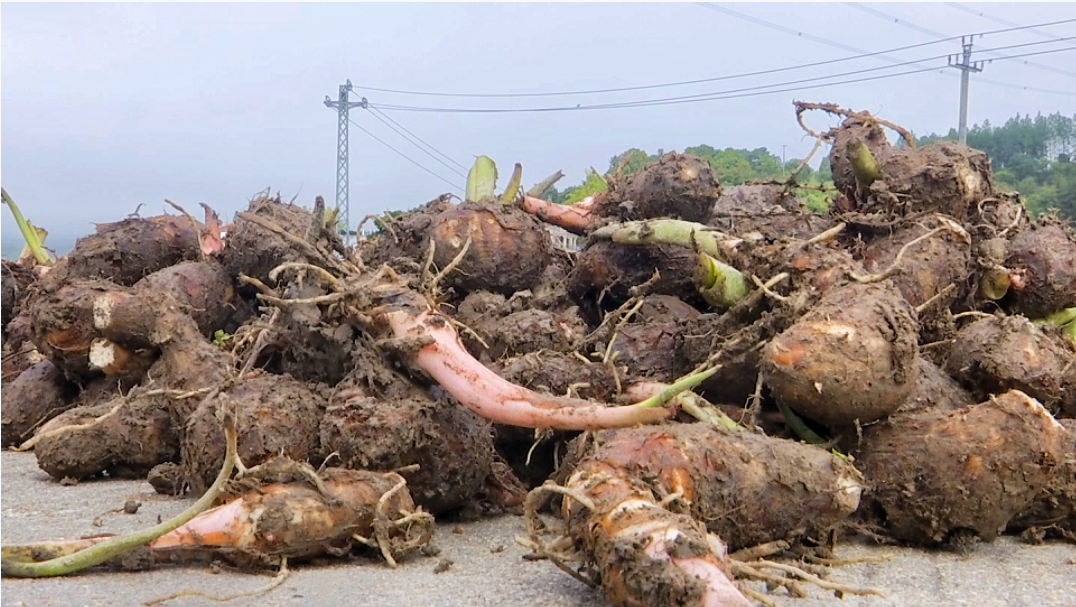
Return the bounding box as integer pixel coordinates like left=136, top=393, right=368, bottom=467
left=2, top=451, right=1074, bottom=607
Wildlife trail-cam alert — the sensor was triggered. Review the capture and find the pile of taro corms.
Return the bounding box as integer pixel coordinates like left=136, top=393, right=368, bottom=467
left=2, top=102, right=1074, bottom=606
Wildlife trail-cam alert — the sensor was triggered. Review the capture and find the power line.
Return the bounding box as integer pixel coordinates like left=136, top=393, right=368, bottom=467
left=351, top=14, right=1076, bottom=99
left=845, top=2, right=1076, bottom=78
left=374, top=65, right=943, bottom=114
left=945, top=2, right=1076, bottom=48
left=369, top=45, right=1074, bottom=114
left=341, top=113, right=462, bottom=193
left=369, top=107, right=470, bottom=172
left=696, top=3, right=1076, bottom=94
left=364, top=107, right=468, bottom=178
left=369, top=107, right=469, bottom=172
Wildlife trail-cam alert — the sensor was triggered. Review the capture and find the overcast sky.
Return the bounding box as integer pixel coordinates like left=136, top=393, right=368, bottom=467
left=3, top=3, right=1075, bottom=251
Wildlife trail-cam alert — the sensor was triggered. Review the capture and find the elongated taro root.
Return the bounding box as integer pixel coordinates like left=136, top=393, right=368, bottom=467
left=855, top=390, right=1065, bottom=545
left=151, top=467, right=432, bottom=565
left=1, top=361, right=78, bottom=448
left=182, top=374, right=326, bottom=493
left=32, top=314, right=233, bottom=480
left=7, top=467, right=434, bottom=571
left=945, top=315, right=1073, bottom=413
left=369, top=283, right=683, bottom=430
left=762, top=281, right=919, bottom=427
left=1001, top=222, right=1076, bottom=319
left=562, top=424, right=863, bottom=551
left=30, top=261, right=236, bottom=380
left=547, top=424, right=861, bottom=606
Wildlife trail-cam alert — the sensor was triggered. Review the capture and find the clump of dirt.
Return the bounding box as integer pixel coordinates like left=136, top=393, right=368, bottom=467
left=762, top=281, right=919, bottom=427
left=0, top=360, right=79, bottom=448
left=458, top=307, right=587, bottom=362
left=708, top=184, right=833, bottom=241
left=855, top=390, right=1065, bottom=545
left=182, top=373, right=326, bottom=493
left=857, top=220, right=971, bottom=309
left=945, top=315, right=1072, bottom=412
left=1000, top=220, right=1076, bottom=318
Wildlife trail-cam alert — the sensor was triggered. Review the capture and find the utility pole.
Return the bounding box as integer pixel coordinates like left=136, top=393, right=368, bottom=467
left=948, top=37, right=983, bottom=145
left=324, top=80, right=367, bottom=245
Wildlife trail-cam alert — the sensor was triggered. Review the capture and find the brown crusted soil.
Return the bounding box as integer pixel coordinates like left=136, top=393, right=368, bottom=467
left=461, top=307, right=587, bottom=362
left=0, top=360, right=79, bottom=447
left=1001, top=222, right=1076, bottom=318
left=945, top=315, right=1073, bottom=412
left=319, top=392, right=493, bottom=514
left=762, top=281, right=919, bottom=427
left=708, top=184, right=833, bottom=241
left=359, top=196, right=456, bottom=272
left=563, top=424, right=862, bottom=551
left=855, top=390, right=1065, bottom=545
left=182, top=374, right=326, bottom=493
left=427, top=200, right=553, bottom=296
left=599, top=152, right=721, bottom=224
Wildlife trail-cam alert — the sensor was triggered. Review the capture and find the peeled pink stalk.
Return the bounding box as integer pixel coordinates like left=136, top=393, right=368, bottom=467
left=384, top=309, right=675, bottom=430
left=521, top=195, right=596, bottom=234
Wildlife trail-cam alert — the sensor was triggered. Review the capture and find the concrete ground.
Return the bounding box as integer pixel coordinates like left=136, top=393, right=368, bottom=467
left=2, top=451, right=1073, bottom=607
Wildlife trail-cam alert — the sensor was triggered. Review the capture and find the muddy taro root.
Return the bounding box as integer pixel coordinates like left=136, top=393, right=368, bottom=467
left=0, top=360, right=78, bottom=448
left=945, top=315, right=1073, bottom=413
left=320, top=391, right=493, bottom=515
left=1008, top=419, right=1076, bottom=539
left=427, top=199, right=553, bottom=296
left=856, top=390, right=1065, bottom=545
left=762, top=281, right=919, bottom=427
left=563, top=424, right=863, bottom=551
left=182, top=374, right=325, bottom=493
left=1000, top=221, right=1076, bottom=319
